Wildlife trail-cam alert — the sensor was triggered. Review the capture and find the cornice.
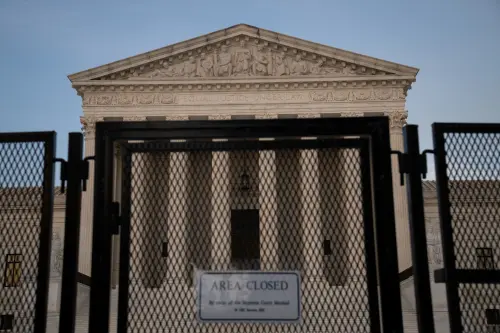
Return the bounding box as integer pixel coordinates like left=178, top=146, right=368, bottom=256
left=73, top=76, right=413, bottom=92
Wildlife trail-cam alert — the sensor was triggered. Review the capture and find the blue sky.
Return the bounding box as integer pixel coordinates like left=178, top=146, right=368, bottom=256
left=1, top=0, right=499, bottom=176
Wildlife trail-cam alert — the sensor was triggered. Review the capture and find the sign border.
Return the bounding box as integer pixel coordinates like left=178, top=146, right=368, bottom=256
left=197, top=271, right=301, bottom=323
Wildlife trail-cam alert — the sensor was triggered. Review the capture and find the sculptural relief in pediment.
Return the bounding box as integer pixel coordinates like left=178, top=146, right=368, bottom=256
left=117, top=38, right=392, bottom=80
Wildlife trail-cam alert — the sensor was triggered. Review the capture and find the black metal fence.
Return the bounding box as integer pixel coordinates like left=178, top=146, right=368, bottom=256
left=0, top=132, right=56, bottom=333
left=89, top=117, right=403, bottom=333
left=431, top=123, right=500, bottom=333
left=1, top=119, right=500, bottom=333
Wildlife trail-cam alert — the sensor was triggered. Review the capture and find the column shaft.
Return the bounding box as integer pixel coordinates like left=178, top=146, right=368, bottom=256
left=386, top=111, right=411, bottom=272
left=168, top=151, right=188, bottom=284
left=258, top=148, right=277, bottom=271
left=211, top=148, right=231, bottom=270
left=111, top=146, right=121, bottom=288
left=78, top=117, right=100, bottom=276
left=300, top=145, right=321, bottom=278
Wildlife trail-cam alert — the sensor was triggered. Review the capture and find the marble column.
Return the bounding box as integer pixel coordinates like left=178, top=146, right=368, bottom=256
left=340, top=112, right=364, bottom=282
left=256, top=113, right=278, bottom=271
left=298, top=113, right=321, bottom=279
left=79, top=116, right=103, bottom=276
left=385, top=110, right=411, bottom=272
left=111, top=144, right=121, bottom=289
left=167, top=146, right=188, bottom=284
left=130, top=147, right=146, bottom=285
left=209, top=115, right=231, bottom=270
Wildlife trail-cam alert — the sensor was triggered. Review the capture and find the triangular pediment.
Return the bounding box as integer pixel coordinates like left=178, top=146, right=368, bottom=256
left=68, top=24, right=418, bottom=82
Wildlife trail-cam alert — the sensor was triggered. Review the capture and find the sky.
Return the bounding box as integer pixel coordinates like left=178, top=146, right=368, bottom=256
left=1, top=0, right=499, bottom=179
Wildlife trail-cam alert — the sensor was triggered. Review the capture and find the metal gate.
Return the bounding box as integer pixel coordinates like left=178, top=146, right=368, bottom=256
left=432, top=123, right=500, bottom=333
left=0, top=132, right=56, bottom=333
left=88, top=117, right=403, bottom=333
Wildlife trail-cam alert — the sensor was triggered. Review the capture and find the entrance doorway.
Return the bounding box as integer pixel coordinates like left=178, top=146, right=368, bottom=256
left=231, top=209, right=260, bottom=270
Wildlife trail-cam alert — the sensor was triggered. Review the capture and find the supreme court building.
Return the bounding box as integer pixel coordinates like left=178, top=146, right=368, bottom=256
left=70, top=24, right=426, bottom=332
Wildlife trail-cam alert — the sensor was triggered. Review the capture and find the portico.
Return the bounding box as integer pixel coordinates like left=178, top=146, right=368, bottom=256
left=70, top=24, right=418, bottom=285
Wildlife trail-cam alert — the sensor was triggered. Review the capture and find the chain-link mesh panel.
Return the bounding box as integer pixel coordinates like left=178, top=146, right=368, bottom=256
left=442, top=131, right=500, bottom=332
left=0, top=140, right=47, bottom=333
left=119, top=140, right=376, bottom=333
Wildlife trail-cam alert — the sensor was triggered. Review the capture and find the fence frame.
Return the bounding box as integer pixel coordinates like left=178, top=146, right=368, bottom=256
left=432, top=122, right=500, bottom=333
left=0, top=131, right=56, bottom=333
left=87, top=116, right=403, bottom=333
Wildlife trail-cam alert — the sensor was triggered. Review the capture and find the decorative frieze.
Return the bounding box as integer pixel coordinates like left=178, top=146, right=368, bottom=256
left=81, top=87, right=406, bottom=107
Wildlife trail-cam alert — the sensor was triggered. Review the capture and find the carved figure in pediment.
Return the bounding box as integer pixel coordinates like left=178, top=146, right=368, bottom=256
left=183, top=56, right=198, bottom=77
left=162, top=62, right=185, bottom=77
left=310, top=59, right=340, bottom=76
left=289, top=55, right=309, bottom=75
left=214, top=45, right=233, bottom=77
left=197, top=53, right=214, bottom=77
left=252, top=44, right=271, bottom=76
left=310, top=59, right=323, bottom=75
left=233, top=49, right=251, bottom=76
left=342, top=65, right=356, bottom=76
left=273, top=52, right=287, bottom=76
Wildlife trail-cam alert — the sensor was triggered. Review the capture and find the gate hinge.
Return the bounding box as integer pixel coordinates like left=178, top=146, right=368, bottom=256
left=391, top=151, right=431, bottom=186
left=82, top=156, right=95, bottom=191
left=110, top=202, right=121, bottom=235
left=53, top=158, right=68, bottom=193
left=53, top=156, right=96, bottom=193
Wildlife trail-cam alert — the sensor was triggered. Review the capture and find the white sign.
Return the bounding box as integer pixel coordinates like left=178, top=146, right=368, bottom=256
left=196, top=271, right=301, bottom=323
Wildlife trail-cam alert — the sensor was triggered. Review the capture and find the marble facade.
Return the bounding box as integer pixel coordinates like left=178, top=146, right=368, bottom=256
left=71, top=24, right=418, bottom=279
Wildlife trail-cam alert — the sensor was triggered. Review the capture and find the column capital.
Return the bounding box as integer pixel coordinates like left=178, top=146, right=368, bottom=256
left=255, top=113, right=278, bottom=119
left=80, top=115, right=104, bottom=139
left=384, top=110, right=408, bottom=130
left=123, top=115, right=147, bottom=121
left=209, top=114, right=232, bottom=120
left=166, top=115, right=189, bottom=121
left=114, top=142, right=121, bottom=157
left=297, top=113, right=321, bottom=119
left=340, top=112, right=364, bottom=118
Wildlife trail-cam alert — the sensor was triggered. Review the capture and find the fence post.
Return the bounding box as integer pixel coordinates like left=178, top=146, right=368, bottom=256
left=59, top=133, right=84, bottom=333
left=404, top=125, right=436, bottom=333
left=432, top=124, right=462, bottom=333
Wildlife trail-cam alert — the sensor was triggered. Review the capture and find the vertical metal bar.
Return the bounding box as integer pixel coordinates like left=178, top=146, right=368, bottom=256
left=59, top=133, right=84, bottom=333
left=117, top=148, right=132, bottom=333
left=404, top=125, right=436, bottom=333
left=34, top=132, right=56, bottom=333
left=359, top=139, right=381, bottom=333
left=432, top=124, right=462, bottom=333
left=371, top=119, right=404, bottom=333
left=88, top=126, right=114, bottom=333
